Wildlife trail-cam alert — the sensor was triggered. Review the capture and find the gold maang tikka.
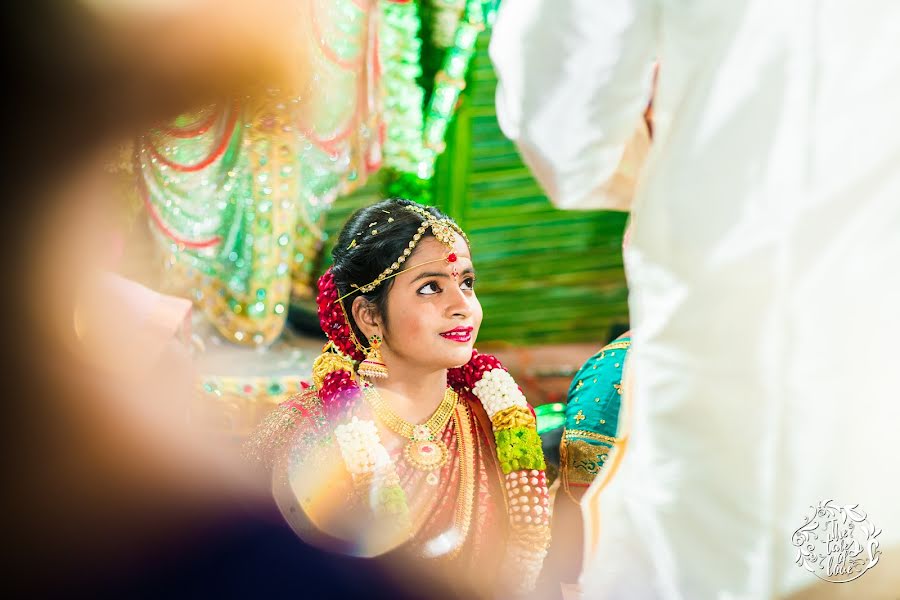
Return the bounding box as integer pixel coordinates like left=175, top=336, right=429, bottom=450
left=335, top=205, right=469, bottom=304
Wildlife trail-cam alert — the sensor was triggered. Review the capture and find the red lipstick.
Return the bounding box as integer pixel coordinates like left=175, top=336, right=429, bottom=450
left=440, top=326, right=473, bottom=342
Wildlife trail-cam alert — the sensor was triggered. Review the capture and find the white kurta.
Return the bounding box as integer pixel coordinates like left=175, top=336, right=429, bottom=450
left=492, top=1, right=900, bottom=598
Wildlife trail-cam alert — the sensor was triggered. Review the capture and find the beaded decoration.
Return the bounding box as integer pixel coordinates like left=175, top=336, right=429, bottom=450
left=456, top=352, right=551, bottom=594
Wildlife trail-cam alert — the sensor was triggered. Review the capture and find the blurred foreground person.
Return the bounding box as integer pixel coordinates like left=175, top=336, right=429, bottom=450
left=3, top=1, right=451, bottom=597
left=492, top=1, right=900, bottom=598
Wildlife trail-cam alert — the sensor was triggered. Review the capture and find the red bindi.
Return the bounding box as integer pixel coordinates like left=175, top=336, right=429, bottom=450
left=447, top=252, right=457, bottom=263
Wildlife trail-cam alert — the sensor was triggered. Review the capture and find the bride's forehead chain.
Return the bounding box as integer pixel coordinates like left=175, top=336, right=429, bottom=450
left=334, top=205, right=469, bottom=304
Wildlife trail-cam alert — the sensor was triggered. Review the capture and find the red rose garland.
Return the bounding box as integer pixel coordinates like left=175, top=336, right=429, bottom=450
left=447, top=349, right=502, bottom=390
left=319, top=369, right=361, bottom=420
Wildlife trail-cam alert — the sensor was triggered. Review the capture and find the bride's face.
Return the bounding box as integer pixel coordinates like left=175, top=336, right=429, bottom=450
left=379, top=234, right=481, bottom=372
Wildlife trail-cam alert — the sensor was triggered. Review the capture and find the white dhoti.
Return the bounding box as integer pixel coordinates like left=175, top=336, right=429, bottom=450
left=491, top=1, right=900, bottom=597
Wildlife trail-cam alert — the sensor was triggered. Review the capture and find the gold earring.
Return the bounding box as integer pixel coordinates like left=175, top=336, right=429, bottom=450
left=358, top=334, right=389, bottom=380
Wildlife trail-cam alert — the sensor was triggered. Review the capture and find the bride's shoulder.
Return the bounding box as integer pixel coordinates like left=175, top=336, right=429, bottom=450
left=281, top=387, right=323, bottom=414
left=243, top=388, right=324, bottom=469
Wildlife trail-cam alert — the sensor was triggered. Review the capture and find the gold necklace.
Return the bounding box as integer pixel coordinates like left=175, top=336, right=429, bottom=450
left=362, top=383, right=457, bottom=473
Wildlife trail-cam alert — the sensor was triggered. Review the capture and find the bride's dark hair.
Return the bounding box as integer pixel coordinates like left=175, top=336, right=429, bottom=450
left=329, top=198, right=457, bottom=345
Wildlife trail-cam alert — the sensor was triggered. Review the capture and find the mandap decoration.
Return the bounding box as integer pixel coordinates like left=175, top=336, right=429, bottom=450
left=135, top=0, right=488, bottom=347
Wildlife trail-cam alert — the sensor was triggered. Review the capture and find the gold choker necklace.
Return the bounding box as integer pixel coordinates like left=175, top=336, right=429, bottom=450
left=362, top=383, right=457, bottom=473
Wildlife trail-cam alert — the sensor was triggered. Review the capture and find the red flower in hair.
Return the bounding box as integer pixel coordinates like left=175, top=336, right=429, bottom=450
left=316, top=268, right=365, bottom=362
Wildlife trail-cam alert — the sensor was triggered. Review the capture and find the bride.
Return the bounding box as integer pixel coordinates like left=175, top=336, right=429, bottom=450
left=245, top=199, right=550, bottom=596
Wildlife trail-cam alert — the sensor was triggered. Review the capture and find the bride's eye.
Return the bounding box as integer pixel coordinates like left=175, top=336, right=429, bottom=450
left=417, top=281, right=441, bottom=295
left=460, top=276, right=475, bottom=291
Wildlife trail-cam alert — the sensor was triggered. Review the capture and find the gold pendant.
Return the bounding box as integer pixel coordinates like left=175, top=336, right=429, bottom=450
left=402, top=424, right=449, bottom=472
left=403, top=438, right=449, bottom=471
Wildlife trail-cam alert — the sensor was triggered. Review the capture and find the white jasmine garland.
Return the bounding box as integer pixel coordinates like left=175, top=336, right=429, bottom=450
left=333, top=417, right=412, bottom=526
left=468, top=365, right=551, bottom=596
left=500, top=541, right=548, bottom=594
left=471, top=368, right=527, bottom=418
left=334, top=416, right=392, bottom=475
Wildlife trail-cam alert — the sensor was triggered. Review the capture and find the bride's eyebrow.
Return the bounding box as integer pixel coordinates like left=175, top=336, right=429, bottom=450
left=408, top=264, right=476, bottom=285
left=410, top=271, right=449, bottom=283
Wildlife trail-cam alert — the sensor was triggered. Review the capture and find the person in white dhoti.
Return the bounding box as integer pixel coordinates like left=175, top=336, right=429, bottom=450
left=491, top=1, right=900, bottom=598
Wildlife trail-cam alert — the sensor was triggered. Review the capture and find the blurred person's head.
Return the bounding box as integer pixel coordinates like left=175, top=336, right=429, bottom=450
left=1, top=0, right=309, bottom=589
left=6, top=0, right=304, bottom=190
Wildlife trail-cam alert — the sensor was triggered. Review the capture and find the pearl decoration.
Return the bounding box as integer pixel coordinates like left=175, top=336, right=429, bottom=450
left=472, top=360, right=551, bottom=594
